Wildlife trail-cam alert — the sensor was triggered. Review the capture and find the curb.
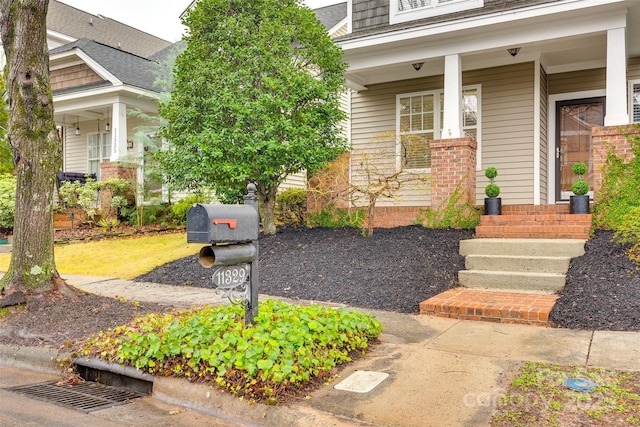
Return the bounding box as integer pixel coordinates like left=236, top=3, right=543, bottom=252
left=0, top=343, right=367, bottom=426
left=0, top=344, right=65, bottom=375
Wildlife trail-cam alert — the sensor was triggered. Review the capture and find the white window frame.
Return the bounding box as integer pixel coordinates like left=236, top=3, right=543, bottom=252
left=396, top=85, right=481, bottom=172
left=390, top=0, right=484, bottom=25
left=462, top=85, right=482, bottom=170
left=628, top=79, right=640, bottom=123
left=87, top=131, right=111, bottom=180
left=396, top=90, right=439, bottom=172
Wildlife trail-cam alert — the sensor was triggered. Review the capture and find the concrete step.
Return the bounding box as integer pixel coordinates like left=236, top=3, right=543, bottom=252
left=420, top=288, right=558, bottom=326
left=459, top=238, right=586, bottom=257
left=458, top=270, right=566, bottom=293
left=465, top=254, right=570, bottom=274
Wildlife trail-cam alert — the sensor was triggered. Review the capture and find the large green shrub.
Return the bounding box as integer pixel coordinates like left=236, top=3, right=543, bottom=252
left=58, top=177, right=133, bottom=221
left=594, top=130, right=640, bottom=229
left=275, top=188, right=307, bottom=227
left=307, top=204, right=366, bottom=229
left=0, top=173, right=16, bottom=228
left=169, top=194, right=208, bottom=225
left=593, top=127, right=640, bottom=264
left=615, top=205, right=640, bottom=264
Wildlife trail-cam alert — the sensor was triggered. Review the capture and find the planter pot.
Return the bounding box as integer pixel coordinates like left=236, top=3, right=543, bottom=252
left=484, top=197, right=502, bottom=215
left=570, top=195, right=590, bottom=214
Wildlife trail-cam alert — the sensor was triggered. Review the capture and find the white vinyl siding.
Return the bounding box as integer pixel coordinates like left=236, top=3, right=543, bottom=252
left=463, top=62, right=535, bottom=205
left=548, top=68, right=605, bottom=95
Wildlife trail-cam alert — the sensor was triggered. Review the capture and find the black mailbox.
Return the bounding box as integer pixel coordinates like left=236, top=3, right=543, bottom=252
left=186, top=184, right=260, bottom=325
left=187, top=204, right=259, bottom=244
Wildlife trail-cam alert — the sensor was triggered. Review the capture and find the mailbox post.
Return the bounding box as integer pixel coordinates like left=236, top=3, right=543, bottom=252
left=186, top=184, right=260, bottom=324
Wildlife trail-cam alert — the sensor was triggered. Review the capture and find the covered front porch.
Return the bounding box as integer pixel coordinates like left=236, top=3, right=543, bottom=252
left=338, top=0, right=640, bottom=222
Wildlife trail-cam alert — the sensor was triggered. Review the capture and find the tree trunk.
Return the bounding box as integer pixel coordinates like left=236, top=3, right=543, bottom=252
left=0, top=0, right=61, bottom=293
left=257, top=182, right=278, bottom=235
left=366, top=197, right=376, bottom=238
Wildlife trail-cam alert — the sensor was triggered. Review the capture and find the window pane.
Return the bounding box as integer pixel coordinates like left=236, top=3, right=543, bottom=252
left=411, top=113, right=423, bottom=131
left=411, top=96, right=423, bottom=114
left=88, top=135, right=99, bottom=160
left=398, top=0, right=431, bottom=12
left=634, top=84, right=640, bottom=123
left=424, top=111, right=434, bottom=129
left=422, top=95, right=434, bottom=113
left=463, top=90, right=478, bottom=127
left=401, top=133, right=431, bottom=169
left=399, top=97, right=410, bottom=113
left=102, top=133, right=111, bottom=159
left=89, top=160, right=99, bottom=176
left=400, top=115, right=410, bottom=132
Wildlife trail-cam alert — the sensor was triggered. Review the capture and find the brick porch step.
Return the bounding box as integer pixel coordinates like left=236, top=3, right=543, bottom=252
left=476, top=208, right=592, bottom=239
left=419, top=288, right=559, bottom=326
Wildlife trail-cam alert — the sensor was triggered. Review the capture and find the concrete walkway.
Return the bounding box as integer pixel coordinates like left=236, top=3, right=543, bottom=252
left=2, top=274, right=640, bottom=426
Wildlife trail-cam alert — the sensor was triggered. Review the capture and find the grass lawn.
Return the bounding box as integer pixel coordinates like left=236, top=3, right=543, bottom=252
left=0, top=233, right=202, bottom=279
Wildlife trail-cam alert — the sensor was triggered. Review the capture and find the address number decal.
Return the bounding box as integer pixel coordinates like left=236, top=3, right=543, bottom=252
left=211, top=264, right=250, bottom=289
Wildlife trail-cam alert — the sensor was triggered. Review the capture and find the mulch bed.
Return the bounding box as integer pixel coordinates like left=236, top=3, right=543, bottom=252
left=0, top=226, right=638, bottom=350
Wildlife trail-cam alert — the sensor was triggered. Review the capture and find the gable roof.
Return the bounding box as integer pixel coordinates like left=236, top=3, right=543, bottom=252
left=50, top=39, right=162, bottom=94
left=314, top=2, right=347, bottom=31
left=49, top=0, right=172, bottom=58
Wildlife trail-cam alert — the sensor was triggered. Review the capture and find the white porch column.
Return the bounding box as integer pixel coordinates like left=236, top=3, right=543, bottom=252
left=605, top=27, right=629, bottom=126
left=110, top=102, right=128, bottom=161
left=442, top=54, right=463, bottom=139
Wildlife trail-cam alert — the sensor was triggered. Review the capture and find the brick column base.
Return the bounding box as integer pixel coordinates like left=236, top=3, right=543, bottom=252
left=429, top=137, right=477, bottom=208
left=99, top=162, right=136, bottom=215
left=592, top=125, right=637, bottom=193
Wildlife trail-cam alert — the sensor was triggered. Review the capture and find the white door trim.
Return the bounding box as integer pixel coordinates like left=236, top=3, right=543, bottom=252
left=547, top=89, right=605, bottom=204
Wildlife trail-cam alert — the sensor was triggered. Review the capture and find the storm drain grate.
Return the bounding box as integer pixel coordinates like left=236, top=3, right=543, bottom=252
left=4, top=380, right=144, bottom=413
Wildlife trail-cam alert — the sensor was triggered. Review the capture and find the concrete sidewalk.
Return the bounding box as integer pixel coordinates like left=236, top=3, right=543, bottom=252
left=2, top=274, right=640, bottom=426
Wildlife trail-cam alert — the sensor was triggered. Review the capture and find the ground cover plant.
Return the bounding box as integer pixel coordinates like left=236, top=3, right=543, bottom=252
left=76, top=299, right=382, bottom=404
left=491, top=361, right=640, bottom=426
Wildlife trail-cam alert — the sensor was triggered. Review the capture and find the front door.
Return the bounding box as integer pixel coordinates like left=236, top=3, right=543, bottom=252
left=555, top=97, right=604, bottom=201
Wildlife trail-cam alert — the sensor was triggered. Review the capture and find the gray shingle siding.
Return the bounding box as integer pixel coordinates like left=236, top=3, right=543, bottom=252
left=353, top=0, right=389, bottom=31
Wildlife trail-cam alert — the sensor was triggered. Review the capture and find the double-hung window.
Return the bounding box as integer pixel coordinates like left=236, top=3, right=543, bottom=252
left=88, top=132, right=111, bottom=180
left=391, top=0, right=484, bottom=24
left=397, top=85, right=480, bottom=171
left=629, top=80, right=640, bottom=123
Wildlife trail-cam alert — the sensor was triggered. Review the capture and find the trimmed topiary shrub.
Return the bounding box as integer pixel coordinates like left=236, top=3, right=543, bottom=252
left=484, top=167, right=500, bottom=198
left=571, top=162, right=590, bottom=195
